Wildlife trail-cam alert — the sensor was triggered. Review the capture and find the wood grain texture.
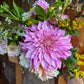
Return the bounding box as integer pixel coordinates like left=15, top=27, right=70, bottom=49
left=22, top=69, right=55, bottom=84
left=58, top=76, right=66, bottom=84
left=16, top=64, right=22, bottom=84
left=0, top=55, right=15, bottom=84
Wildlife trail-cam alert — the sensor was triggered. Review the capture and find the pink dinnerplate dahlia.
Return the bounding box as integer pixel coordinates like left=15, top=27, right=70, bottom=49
left=20, top=20, right=73, bottom=71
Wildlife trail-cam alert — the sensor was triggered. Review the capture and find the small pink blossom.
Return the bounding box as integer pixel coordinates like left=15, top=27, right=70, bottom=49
left=20, top=20, right=73, bottom=71
left=0, top=40, right=7, bottom=55
left=33, top=0, right=49, bottom=15
left=59, top=14, right=68, bottom=19
left=8, top=43, right=20, bottom=57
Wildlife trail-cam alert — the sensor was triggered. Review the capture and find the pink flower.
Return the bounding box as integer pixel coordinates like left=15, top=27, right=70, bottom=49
left=33, top=0, right=49, bottom=15
left=59, top=14, right=68, bottom=19
left=0, top=40, right=7, bottom=55
left=8, top=43, right=20, bottom=57
left=30, top=66, right=59, bottom=81
left=20, top=20, right=72, bottom=71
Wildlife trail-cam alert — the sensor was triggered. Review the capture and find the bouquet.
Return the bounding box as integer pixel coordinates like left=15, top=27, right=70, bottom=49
left=0, top=0, right=84, bottom=81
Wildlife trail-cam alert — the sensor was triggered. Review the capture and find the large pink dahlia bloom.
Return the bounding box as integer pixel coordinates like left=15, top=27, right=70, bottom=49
left=33, top=0, right=49, bottom=15
left=20, top=20, right=73, bottom=71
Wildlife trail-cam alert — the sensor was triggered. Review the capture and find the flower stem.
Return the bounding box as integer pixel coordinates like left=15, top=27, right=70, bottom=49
left=60, top=0, right=68, bottom=19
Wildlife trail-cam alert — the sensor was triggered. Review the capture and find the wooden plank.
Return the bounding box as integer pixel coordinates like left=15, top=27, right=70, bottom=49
left=15, top=64, right=22, bottom=84
left=58, top=75, right=66, bottom=84
left=22, top=69, right=55, bottom=84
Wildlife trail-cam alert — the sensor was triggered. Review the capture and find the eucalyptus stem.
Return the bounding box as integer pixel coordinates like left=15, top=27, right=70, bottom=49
left=60, top=0, right=68, bottom=19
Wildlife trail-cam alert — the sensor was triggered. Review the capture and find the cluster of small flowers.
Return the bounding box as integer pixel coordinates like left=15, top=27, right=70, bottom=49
left=0, top=40, right=21, bottom=57
left=19, top=53, right=30, bottom=69
left=5, top=17, right=12, bottom=24
left=22, top=11, right=33, bottom=21
left=74, top=69, right=84, bottom=79
left=0, top=28, right=8, bottom=40
left=0, top=40, right=7, bottom=55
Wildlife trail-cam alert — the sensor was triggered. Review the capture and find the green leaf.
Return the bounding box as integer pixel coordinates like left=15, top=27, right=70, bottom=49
left=64, top=30, right=69, bottom=36
left=0, top=14, right=16, bottom=20
left=0, top=8, right=4, bottom=13
left=70, top=29, right=80, bottom=36
left=27, top=19, right=39, bottom=24
left=74, top=3, right=80, bottom=9
left=13, top=0, right=20, bottom=17
left=18, top=7, right=24, bottom=17
left=3, top=2, right=9, bottom=10
left=70, top=49, right=78, bottom=54
left=35, top=4, right=47, bottom=21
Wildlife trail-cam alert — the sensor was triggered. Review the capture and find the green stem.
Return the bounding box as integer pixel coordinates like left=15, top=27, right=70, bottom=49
left=60, top=0, right=68, bottom=19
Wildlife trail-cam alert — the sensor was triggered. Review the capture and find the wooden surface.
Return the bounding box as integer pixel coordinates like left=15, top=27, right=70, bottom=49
left=58, top=76, right=66, bottom=84
left=0, top=55, right=15, bottom=84
left=16, top=64, right=22, bottom=84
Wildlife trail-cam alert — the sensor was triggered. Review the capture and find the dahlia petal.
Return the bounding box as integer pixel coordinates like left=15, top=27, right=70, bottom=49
left=44, top=52, right=52, bottom=65
left=56, top=59, right=62, bottom=69
left=33, top=56, right=39, bottom=70
left=39, top=49, right=43, bottom=62
left=49, top=65, right=56, bottom=71
left=49, top=51, right=57, bottom=60
left=38, top=21, right=42, bottom=30
left=31, top=24, right=37, bottom=31
left=41, top=60, right=48, bottom=71
left=51, top=60, right=56, bottom=68
left=26, top=48, right=36, bottom=58
left=24, top=34, right=33, bottom=42
left=62, top=50, right=72, bottom=57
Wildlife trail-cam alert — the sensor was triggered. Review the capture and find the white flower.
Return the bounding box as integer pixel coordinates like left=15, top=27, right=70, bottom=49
left=37, top=68, right=59, bottom=81
left=0, top=40, right=7, bottom=55
left=5, top=17, right=12, bottom=24
left=8, top=43, right=20, bottom=56
left=19, top=53, right=29, bottom=69
left=29, top=66, right=59, bottom=81
left=22, top=11, right=33, bottom=21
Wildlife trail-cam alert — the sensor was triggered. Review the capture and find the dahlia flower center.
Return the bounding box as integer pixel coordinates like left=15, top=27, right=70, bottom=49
left=42, top=36, right=55, bottom=49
